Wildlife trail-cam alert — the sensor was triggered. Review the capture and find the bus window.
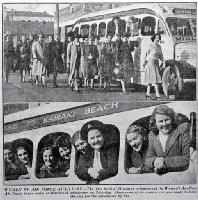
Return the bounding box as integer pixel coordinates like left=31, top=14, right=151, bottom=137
left=158, top=20, right=167, bottom=35
left=4, top=139, right=33, bottom=181
left=80, top=24, right=90, bottom=37
left=74, top=27, right=79, bottom=34
left=75, top=120, right=120, bottom=184
left=166, top=18, right=193, bottom=36
left=99, top=22, right=106, bottom=37
left=126, top=17, right=140, bottom=36
left=190, top=19, right=196, bottom=36
left=141, top=16, right=156, bottom=36
left=107, top=20, right=115, bottom=36
left=36, top=132, right=71, bottom=179
left=91, top=23, right=97, bottom=37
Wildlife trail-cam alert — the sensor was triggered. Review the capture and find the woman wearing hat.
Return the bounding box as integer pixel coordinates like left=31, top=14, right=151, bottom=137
left=144, top=104, right=190, bottom=174
left=76, top=121, right=119, bottom=184
left=67, top=32, right=81, bottom=92
left=143, top=33, right=165, bottom=100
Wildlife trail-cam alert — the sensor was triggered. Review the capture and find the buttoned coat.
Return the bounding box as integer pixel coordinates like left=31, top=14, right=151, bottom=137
left=144, top=122, right=190, bottom=173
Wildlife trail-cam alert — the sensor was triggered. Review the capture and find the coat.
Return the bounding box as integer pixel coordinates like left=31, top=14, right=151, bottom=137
left=75, top=144, right=119, bottom=184
left=54, top=41, right=65, bottom=73
left=67, top=42, right=81, bottom=81
left=4, top=41, right=15, bottom=73
left=144, top=122, right=190, bottom=173
left=32, top=40, right=46, bottom=76
left=16, top=42, right=31, bottom=71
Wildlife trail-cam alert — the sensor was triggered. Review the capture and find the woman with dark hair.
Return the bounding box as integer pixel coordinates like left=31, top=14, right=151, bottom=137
left=125, top=125, right=149, bottom=174
left=143, top=33, right=164, bottom=100
left=15, top=142, right=33, bottom=179
left=38, top=146, right=62, bottom=178
left=144, top=104, right=190, bottom=175
left=76, top=121, right=119, bottom=184
left=101, top=35, right=115, bottom=89
left=4, top=34, right=15, bottom=83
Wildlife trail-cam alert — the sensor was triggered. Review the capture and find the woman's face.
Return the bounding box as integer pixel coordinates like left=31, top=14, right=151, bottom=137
left=155, top=35, right=160, bottom=43
left=127, top=131, right=143, bottom=152
left=107, top=36, right=112, bottom=43
left=122, top=37, right=127, bottom=42
left=155, top=114, right=172, bottom=135
left=88, top=129, right=104, bottom=150
left=49, top=36, right=53, bottom=43
left=43, top=149, right=55, bottom=168
left=59, top=147, right=71, bottom=160
left=4, top=148, right=13, bottom=163
left=75, top=139, right=88, bottom=153
left=17, top=148, right=29, bottom=164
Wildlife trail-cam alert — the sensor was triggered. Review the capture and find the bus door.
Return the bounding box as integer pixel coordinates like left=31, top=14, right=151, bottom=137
left=157, top=18, right=174, bottom=61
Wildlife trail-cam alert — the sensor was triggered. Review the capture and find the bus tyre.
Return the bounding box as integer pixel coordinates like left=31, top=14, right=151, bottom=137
left=162, top=65, right=184, bottom=99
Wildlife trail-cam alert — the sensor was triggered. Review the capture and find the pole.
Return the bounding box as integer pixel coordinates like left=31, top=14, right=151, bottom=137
left=56, top=4, right=59, bottom=35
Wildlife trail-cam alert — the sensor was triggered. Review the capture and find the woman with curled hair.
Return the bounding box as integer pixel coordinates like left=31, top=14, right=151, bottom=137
left=125, top=125, right=149, bottom=174
left=144, top=104, right=190, bottom=175
left=143, top=33, right=164, bottom=100
left=76, top=121, right=119, bottom=184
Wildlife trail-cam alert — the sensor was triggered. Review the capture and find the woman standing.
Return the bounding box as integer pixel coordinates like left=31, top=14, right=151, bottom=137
left=67, top=33, right=81, bottom=92
left=4, top=34, right=15, bottom=83
left=143, top=33, right=164, bottom=100
left=101, top=35, right=115, bottom=89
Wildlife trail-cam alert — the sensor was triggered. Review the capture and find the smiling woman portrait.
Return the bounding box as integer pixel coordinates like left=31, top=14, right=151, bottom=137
left=75, top=120, right=120, bottom=184
left=144, top=104, right=191, bottom=175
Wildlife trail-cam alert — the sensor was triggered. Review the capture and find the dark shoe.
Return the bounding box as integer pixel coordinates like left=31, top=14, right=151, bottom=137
left=155, top=96, right=162, bottom=101
left=145, top=95, right=152, bottom=100
left=53, top=83, right=59, bottom=88
left=70, top=85, right=73, bottom=91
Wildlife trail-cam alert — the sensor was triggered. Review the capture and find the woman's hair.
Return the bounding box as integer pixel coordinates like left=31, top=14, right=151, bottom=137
left=149, top=104, right=176, bottom=135
left=81, top=120, right=104, bottom=141
left=126, top=124, right=148, bottom=140
left=112, top=15, right=121, bottom=22
left=151, top=33, right=161, bottom=42
left=71, top=131, right=83, bottom=146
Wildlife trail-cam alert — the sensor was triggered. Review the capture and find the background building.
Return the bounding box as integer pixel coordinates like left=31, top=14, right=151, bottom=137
left=3, top=7, right=54, bottom=47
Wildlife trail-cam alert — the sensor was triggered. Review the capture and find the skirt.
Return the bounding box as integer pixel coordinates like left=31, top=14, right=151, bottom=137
left=144, top=59, right=161, bottom=85
left=32, top=60, right=45, bottom=76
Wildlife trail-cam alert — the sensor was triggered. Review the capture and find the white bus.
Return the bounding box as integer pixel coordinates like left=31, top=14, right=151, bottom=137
left=4, top=102, right=197, bottom=185
left=60, top=4, right=196, bottom=96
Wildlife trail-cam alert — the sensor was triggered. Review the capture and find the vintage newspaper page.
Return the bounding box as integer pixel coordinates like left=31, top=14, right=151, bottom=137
left=0, top=0, right=197, bottom=199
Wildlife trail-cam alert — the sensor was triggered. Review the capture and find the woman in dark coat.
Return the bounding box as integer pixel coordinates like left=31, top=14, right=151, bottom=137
left=4, top=34, right=15, bottom=83
left=101, top=35, right=115, bottom=89
left=53, top=34, right=65, bottom=88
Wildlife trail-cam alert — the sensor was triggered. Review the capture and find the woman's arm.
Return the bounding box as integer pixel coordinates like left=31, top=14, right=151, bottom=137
left=144, top=132, right=157, bottom=172
left=164, top=123, right=190, bottom=172
left=98, top=145, right=119, bottom=181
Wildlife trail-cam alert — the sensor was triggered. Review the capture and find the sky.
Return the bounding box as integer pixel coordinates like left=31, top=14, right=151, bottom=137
left=3, top=2, right=196, bottom=16
left=3, top=3, right=70, bottom=15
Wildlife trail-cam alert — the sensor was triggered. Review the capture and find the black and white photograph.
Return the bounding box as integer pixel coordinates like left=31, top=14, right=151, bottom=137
left=1, top=1, right=197, bottom=200
left=2, top=2, right=196, bottom=102
left=3, top=102, right=197, bottom=185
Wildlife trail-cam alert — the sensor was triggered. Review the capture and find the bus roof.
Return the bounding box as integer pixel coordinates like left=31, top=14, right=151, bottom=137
left=59, top=3, right=196, bottom=27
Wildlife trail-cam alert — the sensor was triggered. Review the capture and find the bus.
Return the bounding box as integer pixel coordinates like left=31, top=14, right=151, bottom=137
left=59, top=3, right=196, bottom=96
left=3, top=102, right=197, bottom=185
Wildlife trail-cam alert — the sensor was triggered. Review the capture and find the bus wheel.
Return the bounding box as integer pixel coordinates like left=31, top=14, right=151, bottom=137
left=162, top=64, right=184, bottom=99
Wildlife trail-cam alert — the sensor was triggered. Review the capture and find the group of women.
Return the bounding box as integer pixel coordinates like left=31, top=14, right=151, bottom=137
left=4, top=105, right=192, bottom=183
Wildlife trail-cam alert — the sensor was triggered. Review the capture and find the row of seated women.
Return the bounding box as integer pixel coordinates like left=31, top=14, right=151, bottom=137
left=4, top=105, right=195, bottom=184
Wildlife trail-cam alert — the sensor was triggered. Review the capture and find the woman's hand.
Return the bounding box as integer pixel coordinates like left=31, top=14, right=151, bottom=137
left=88, top=168, right=100, bottom=179
left=154, top=157, right=166, bottom=174
left=128, top=167, right=142, bottom=174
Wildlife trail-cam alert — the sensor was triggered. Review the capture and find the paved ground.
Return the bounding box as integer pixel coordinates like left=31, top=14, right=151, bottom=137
left=3, top=71, right=196, bottom=102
